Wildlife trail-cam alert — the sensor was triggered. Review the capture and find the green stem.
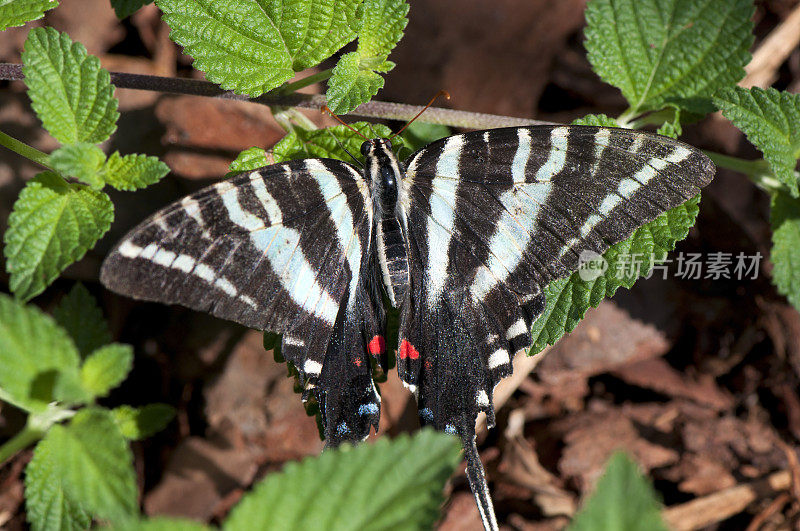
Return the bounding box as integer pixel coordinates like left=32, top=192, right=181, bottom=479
left=0, top=130, right=51, bottom=168
left=278, top=68, right=332, bottom=94
left=616, top=107, right=639, bottom=128
left=705, top=151, right=787, bottom=193
left=0, top=425, right=43, bottom=464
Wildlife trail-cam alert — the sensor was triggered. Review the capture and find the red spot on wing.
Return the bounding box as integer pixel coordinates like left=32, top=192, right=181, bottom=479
left=368, top=335, right=386, bottom=356
left=354, top=357, right=362, bottom=367
left=399, top=339, right=420, bottom=360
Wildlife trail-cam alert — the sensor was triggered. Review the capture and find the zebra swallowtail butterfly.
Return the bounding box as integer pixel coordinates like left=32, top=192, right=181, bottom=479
left=101, top=125, right=714, bottom=530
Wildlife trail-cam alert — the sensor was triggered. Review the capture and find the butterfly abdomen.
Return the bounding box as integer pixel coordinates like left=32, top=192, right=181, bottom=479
left=375, top=217, right=409, bottom=307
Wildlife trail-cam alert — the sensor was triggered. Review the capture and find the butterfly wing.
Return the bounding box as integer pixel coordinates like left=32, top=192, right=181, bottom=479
left=398, top=125, right=714, bottom=430
left=101, top=158, right=384, bottom=443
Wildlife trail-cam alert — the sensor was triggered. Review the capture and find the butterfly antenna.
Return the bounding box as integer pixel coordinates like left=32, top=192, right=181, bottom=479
left=325, top=127, right=363, bottom=168
left=390, top=90, right=451, bottom=140
left=321, top=105, right=368, bottom=140
left=460, top=425, right=499, bottom=531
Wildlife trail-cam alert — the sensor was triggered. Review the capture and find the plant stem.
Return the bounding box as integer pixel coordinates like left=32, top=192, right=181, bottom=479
left=705, top=151, right=788, bottom=193
left=278, top=69, right=332, bottom=94
left=0, top=130, right=51, bottom=168
left=2, top=63, right=790, bottom=194
left=0, top=425, right=43, bottom=464
left=0, top=63, right=550, bottom=129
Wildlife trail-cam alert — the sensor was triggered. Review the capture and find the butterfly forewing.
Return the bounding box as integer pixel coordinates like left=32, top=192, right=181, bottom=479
left=398, top=125, right=714, bottom=433
left=101, top=158, right=383, bottom=443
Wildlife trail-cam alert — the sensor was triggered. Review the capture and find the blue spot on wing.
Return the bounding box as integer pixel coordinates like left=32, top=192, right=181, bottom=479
left=358, top=403, right=379, bottom=416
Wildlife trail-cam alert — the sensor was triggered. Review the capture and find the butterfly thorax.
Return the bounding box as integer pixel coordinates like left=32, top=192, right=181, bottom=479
left=362, top=138, right=409, bottom=307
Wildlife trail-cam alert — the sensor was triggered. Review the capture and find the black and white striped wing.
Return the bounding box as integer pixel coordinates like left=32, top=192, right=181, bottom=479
left=398, top=125, right=714, bottom=434
left=101, top=159, right=384, bottom=443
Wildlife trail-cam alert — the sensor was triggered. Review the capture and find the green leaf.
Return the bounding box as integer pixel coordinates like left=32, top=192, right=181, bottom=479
left=49, top=143, right=107, bottom=189
left=112, top=404, right=175, bottom=440
left=770, top=191, right=800, bottom=312
left=52, top=283, right=112, bottom=358
left=400, top=121, right=450, bottom=152
left=80, top=344, right=133, bottom=398
left=568, top=452, right=668, bottom=531
left=110, top=0, right=152, bottom=18
left=228, top=146, right=271, bottom=175
left=584, top=0, right=754, bottom=116
left=0, top=0, right=58, bottom=31
left=155, top=0, right=361, bottom=96
left=0, top=294, right=84, bottom=412
left=530, top=196, right=701, bottom=353
left=326, top=0, right=408, bottom=113
left=26, top=409, right=138, bottom=522
left=273, top=122, right=405, bottom=163
left=326, top=52, right=385, bottom=114
left=117, top=518, right=212, bottom=531
left=22, top=27, right=119, bottom=144
left=4, top=171, right=114, bottom=302
left=26, top=434, right=91, bottom=531
left=100, top=151, right=170, bottom=191
left=573, top=114, right=620, bottom=128
left=714, top=87, right=800, bottom=196
left=355, top=0, right=408, bottom=62
left=224, top=429, right=460, bottom=531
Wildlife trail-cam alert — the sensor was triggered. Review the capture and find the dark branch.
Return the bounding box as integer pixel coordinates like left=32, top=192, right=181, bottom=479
left=0, top=63, right=552, bottom=129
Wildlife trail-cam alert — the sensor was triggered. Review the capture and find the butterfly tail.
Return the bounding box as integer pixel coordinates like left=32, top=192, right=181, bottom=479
left=460, top=425, right=499, bottom=531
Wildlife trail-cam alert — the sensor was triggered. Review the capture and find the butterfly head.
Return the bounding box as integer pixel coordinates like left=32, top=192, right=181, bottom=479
left=360, top=137, right=393, bottom=156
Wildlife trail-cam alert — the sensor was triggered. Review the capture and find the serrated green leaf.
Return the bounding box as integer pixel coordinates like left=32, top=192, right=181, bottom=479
left=155, top=0, right=361, bottom=96
left=223, top=429, right=460, bottom=531
left=530, top=196, right=700, bottom=353
left=22, top=27, right=119, bottom=144
left=4, top=171, right=114, bottom=302
left=0, top=294, right=82, bottom=412
left=326, top=0, right=407, bottom=114
left=273, top=122, right=404, bottom=163
left=0, top=0, right=58, bottom=31
left=714, top=87, right=800, bottom=196
left=100, top=151, right=170, bottom=191
left=568, top=452, right=668, bottom=531
left=26, top=408, right=138, bottom=522
left=49, top=143, right=107, bottom=189
left=110, top=0, right=152, bottom=18
left=228, top=146, right=271, bottom=175
left=117, top=517, right=212, bottom=531
left=356, top=0, right=408, bottom=61
left=770, top=191, right=800, bottom=312
left=585, top=0, right=754, bottom=116
left=326, top=51, right=385, bottom=114
left=572, top=114, right=620, bottom=128
left=656, top=120, right=680, bottom=139
left=80, top=344, right=133, bottom=398
left=26, top=434, right=91, bottom=531
left=112, top=403, right=175, bottom=440
left=52, top=283, right=112, bottom=358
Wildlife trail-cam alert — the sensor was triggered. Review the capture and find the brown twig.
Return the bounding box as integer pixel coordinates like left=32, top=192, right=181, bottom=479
left=745, top=492, right=792, bottom=531
left=0, top=63, right=550, bottom=130
left=662, top=470, right=792, bottom=531
left=740, top=3, right=800, bottom=89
